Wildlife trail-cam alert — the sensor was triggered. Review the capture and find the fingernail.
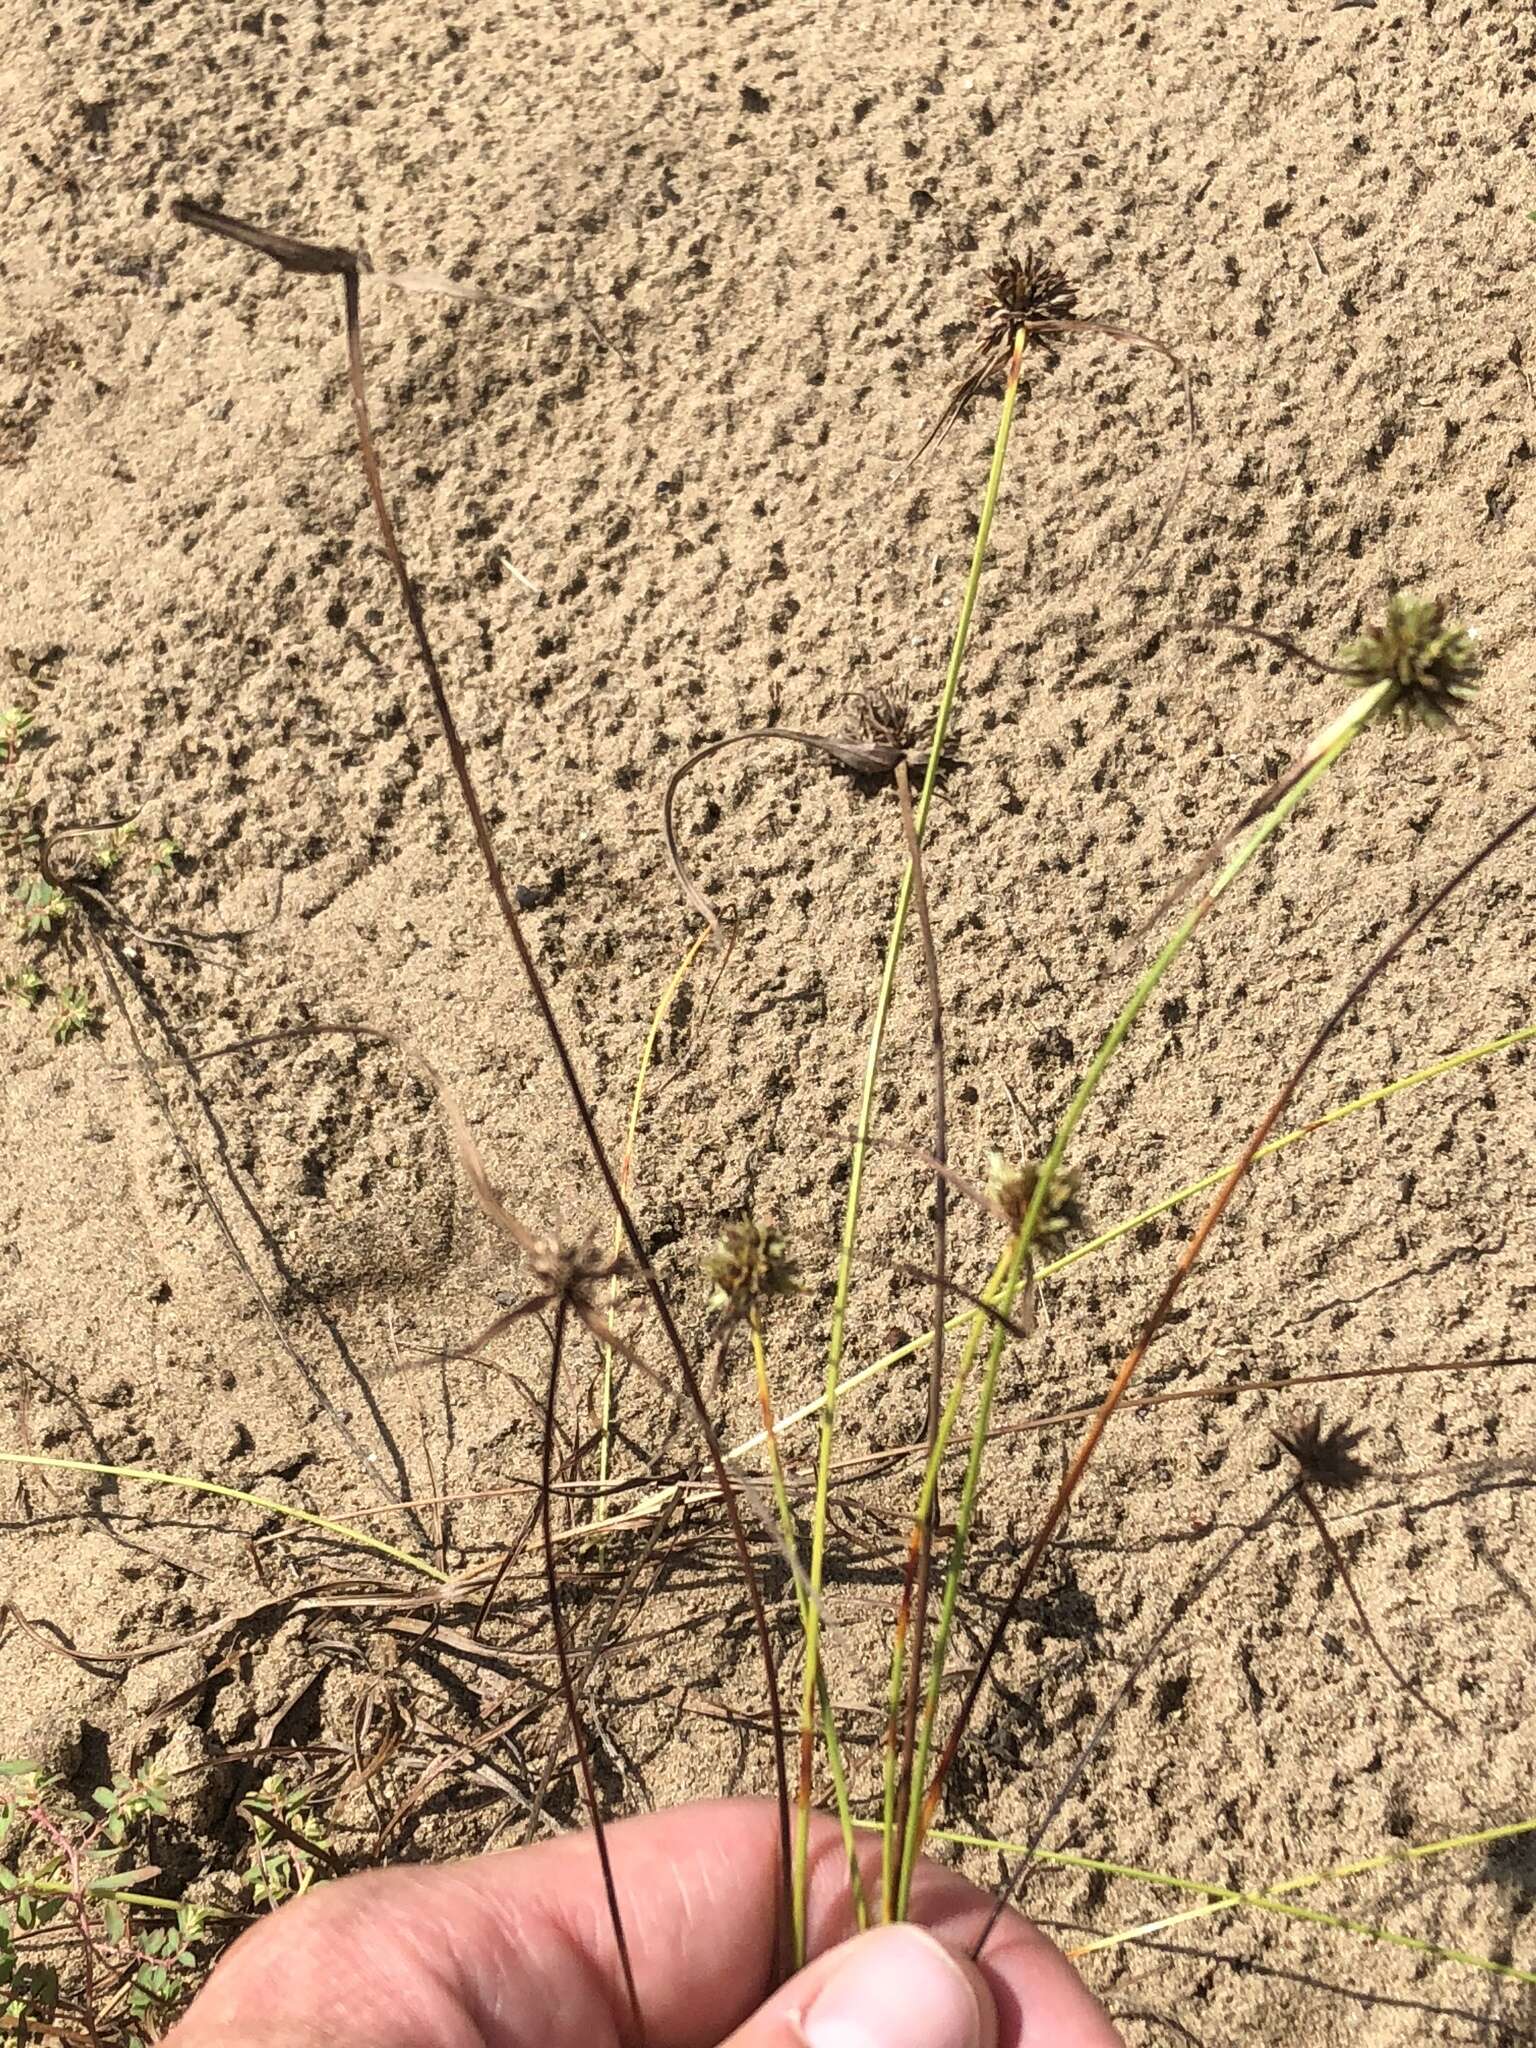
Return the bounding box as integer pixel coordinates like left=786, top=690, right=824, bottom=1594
left=803, top=1926, right=986, bottom=2048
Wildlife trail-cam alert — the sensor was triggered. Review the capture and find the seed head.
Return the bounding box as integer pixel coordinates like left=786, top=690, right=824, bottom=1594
left=855, top=692, right=960, bottom=777
left=1338, top=596, right=1480, bottom=728
left=986, top=1153, right=1081, bottom=1240
left=528, top=1233, right=629, bottom=1311
left=860, top=691, right=931, bottom=756
left=975, top=250, right=1079, bottom=359
left=1274, top=1408, right=1370, bottom=1493
left=706, top=1218, right=798, bottom=1320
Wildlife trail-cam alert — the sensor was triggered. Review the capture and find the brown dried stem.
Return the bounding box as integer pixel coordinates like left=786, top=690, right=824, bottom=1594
left=171, top=196, right=794, bottom=1969
left=538, top=1304, right=646, bottom=2041
left=663, top=726, right=930, bottom=939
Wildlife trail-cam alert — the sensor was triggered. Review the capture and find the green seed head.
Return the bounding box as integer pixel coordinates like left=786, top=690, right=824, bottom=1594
left=706, top=1218, right=798, bottom=1319
left=1338, top=596, right=1480, bottom=729
left=986, top=1153, right=1081, bottom=1240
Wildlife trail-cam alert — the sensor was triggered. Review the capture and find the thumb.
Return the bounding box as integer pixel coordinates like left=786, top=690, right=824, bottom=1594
left=721, top=1924, right=996, bottom=2048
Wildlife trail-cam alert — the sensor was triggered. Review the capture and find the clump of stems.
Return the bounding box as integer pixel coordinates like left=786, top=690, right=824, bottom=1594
left=164, top=203, right=1521, bottom=2030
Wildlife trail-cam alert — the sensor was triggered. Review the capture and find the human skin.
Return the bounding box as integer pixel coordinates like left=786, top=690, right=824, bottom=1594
left=167, top=1799, right=1123, bottom=2048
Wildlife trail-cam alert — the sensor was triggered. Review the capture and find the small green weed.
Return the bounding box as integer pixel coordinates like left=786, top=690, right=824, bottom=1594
left=0, top=1761, right=208, bottom=2046
left=0, top=705, right=34, bottom=766
left=10, top=876, right=71, bottom=938
left=0, top=696, right=181, bottom=1049
left=50, top=983, right=98, bottom=1043
left=239, top=1774, right=333, bottom=1910
left=1, top=967, right=43, bottom=1010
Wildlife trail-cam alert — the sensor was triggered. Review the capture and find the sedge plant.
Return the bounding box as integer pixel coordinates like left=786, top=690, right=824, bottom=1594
left=146, top=201, right=1530, bottom=2032
left=765, top=258, right=1485, bottom=1935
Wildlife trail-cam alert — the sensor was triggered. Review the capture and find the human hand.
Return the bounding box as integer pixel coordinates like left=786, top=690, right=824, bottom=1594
left=167, top=1797, right=1122, bottom=2047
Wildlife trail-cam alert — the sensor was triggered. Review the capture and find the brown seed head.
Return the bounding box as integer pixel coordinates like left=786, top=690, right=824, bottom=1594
left=855, top=692, right=960, bottom=777
left=986, top=1153, right=1081, bottom=1240
left=528, top=1233, right=629, bottom=1311
left=976, top=250, right=1079, bottom=358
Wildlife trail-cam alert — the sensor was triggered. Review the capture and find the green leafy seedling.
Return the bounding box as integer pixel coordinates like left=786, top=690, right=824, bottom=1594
left=93, top=821, right=138, bottom=874
left=240, top=1774, right=332, bottom=1910
left=10, top=877, right=69, bottom=938
left=0, top=706, right=33, bottom=767
left=50, top=984, right=97, bottom=1043
left=2, top=968, right=43, bottom=1010
left=0, top=1761, right=203, bottom=2045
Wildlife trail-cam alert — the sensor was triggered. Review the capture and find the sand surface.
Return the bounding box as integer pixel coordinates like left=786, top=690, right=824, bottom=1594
left=3, top=2, right=1534, bottom=2041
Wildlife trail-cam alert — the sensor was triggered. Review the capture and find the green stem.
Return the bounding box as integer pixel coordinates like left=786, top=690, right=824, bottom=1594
left=1044, top=1021, right=1536, bottom=1284
left=16, top=1874, right=244, bottom=1919
left=595, top=929, right=711, bottom=1531
left=554, top=1015, right=1531, bottom=1547
left=878, top=1243, right=1011, bottom=1917
left=747, top=1314, right=867, bottom=1957
left=919, top=1820, right=1536, bottom=1984
left=0, top=1451, right=444, bottom=1581
left=794, top=335, right=1030, bottom=1932
left=895, top=678, right=1394, bottom=1911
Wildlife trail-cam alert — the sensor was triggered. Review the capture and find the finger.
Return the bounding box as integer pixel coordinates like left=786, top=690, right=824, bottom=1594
left=900, top=1853, right=1124, bottom=2048
left=169, top=1800, right=1121, bottom=2048
left=170, top=1799, right=784, bottom=2048
left=719, top=1924, right=997, bottom=2048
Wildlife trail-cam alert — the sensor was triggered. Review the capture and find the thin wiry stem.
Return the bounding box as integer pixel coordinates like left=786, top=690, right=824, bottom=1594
left=797, top=332, right=1028, bottom=1943
left=0, top=1451, right=445, bottom=1582
left=553, top=1020, right=1534, bottom=1542
left=973, top=1482, right=1298, bottom=1957
left=884, top=761, right=949, bottom=1916
left=664, top=728, right=934, bottom=938
left=915, top=1819, right=1536, bottom=1986
left=921, top=796, right=1536, bottom=1843
left=896, top=681, right=1393, bottom=1910
left=905, top=309, right=1194, bottom=579
left=744, top=1313, right=868, bottom=1956
left=595, top=928, right=712, bottom=1534
left=539, top=1304, right=645, bottom=2044
left=86, top=929, right=425, bottom=1541
left=172, top=198, right=794, bottom=1966
left=1135, top=682, right=1391, bottom=937
left=1067, top=1865, right=1536, bottom=1985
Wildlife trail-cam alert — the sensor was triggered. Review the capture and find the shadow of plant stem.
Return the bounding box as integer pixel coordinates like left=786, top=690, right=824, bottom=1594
left=974, top=1478, right=1300, bottom=1956
left=84, top=926, right=429, bottom=1546
left=1275, top=1411, right=1454, bottom=1731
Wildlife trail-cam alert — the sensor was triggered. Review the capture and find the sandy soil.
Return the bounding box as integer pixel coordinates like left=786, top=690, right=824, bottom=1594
left=3, top=2, right=1534, bottom=2041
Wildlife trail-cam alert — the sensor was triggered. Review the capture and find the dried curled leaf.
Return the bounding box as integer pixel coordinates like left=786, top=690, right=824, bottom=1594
left=663, top=726, right=940, bottom=937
